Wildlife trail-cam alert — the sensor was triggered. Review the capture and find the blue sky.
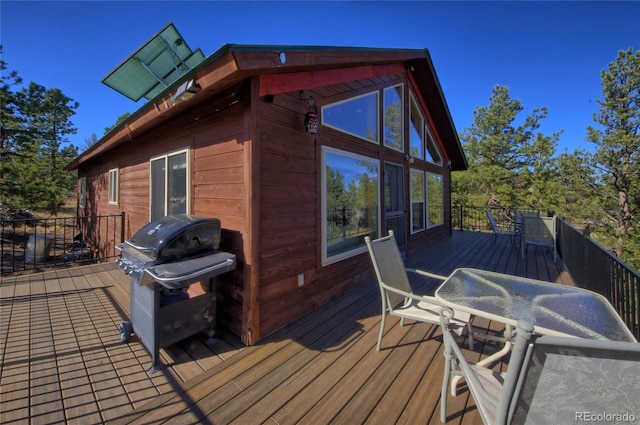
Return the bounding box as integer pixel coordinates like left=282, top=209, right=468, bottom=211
left=2, top=1, right=639, bottom=155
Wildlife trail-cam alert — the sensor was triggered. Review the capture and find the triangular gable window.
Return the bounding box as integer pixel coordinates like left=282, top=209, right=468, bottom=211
left=322, top=91, right=379, bottom=143
left=425, top=126, right=443, bottom=165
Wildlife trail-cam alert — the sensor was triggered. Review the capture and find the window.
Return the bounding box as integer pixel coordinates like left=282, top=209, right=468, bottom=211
left=427, top=173, right=444, bottom=227
left=322, top=91, right=379, bottom=143
left=410, top=169, right=425, bottom=233
left=79, top=177, right=86, bottom=209
left=150, top=149, right=189, bottom=222
left=322, top=147, right=379, bottom=265
left=383, top=84, right=403, bottom=151
left=425, top=127, right=443, bottom=165
left=409, top=93, right=424, bottom=160
left=108, top=168, right=119, bottom=204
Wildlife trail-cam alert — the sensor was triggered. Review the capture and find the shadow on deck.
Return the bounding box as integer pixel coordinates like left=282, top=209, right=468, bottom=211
left=0, top=230, right=569, bottom=424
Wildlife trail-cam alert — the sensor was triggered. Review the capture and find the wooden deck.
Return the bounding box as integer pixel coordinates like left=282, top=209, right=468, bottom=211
left=0, top=230, right=572, bottom=424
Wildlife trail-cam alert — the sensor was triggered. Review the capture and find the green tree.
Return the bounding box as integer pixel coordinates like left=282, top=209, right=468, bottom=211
left=554, top=149, right=602, bottom=228
left=8, top=82, right=79, bottom=214
left=521, top=132, right=563, bottom=213
left=326, top=167, right=348, bottom=212
left=0, top=47, right=24, bottom=204
left=586, top=47, right=640, bottom=264
left=83, top=133, right=99, bottom=152
left=453, top=85, right=559, bottom=209
left=104, top=112, right=131, bottom=135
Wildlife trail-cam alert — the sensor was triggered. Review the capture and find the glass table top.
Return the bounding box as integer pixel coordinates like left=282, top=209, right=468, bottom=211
left=435, top=268, right=635, bottom=342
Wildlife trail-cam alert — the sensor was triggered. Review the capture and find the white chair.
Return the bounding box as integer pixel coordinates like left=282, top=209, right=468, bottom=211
left=486, top=210, right=519, bottom=248
left=439, top=308, right=534, bottom=424
left=364, top=230, right=475, bottom=351
left=440, top=308, right=640, bottom=424
left=510, top=333, right=640, bottom=424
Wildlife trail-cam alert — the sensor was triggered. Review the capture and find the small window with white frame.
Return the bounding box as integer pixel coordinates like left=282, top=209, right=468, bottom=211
left=150, top=149, right=189, bottom=222
left=108, top=168, right=119, bottom=205
left=79, top=177, right=86, bottom=209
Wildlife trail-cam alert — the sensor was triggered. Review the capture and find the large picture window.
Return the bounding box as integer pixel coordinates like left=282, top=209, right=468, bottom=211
left=150, top=149, right=189, bottom=222
left=410, top=169, right=425, bottom=233
left=427, top=173, right=444, bottom=227
left=322, top=91, right=379, bottom=143
left=322, top=147, right=379, bottom=264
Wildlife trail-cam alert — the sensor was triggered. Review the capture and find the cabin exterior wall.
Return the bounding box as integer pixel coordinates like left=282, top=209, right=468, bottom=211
left=252, top=71, right=454, bottom=340
left=78, top=66, right=455, bottom=345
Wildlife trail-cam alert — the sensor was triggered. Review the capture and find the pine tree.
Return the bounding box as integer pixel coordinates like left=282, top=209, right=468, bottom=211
left=586, top=47, right=640, bottom=264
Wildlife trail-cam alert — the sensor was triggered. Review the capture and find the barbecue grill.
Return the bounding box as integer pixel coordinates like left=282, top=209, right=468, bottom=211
left=115, top=214, right=236, bottom=371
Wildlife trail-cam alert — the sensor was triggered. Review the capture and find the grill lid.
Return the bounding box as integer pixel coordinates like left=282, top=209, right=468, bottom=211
left=126, top=214, right=221, bottom=263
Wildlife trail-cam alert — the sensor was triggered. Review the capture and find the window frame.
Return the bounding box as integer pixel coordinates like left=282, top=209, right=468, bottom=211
left=108, top=168, right=119, bottom=205
left=149, top=148, right=190, bottom=221
left=78, top=177, right=86, bottom=209
left=410, top=168, right=425, bottom=234
left=409, top=92, right=425, bottom=160
left=383, top=84, right=404, bottom=152
left=425, top=126, right=443, bottom=166
left=426, top=172, right=444, bottom=228
left=321, top=146, right=380, bottom=266
left=321, top=91, right=380, bottom=144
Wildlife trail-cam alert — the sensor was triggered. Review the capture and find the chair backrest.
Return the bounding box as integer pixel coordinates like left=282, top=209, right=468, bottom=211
left=522, top=215, right=555, bottom=247
left=486, top=210, right=500, bottom=234
left=440, top=312, right=535, bottom=425
left=365, top=231, right=412, bottom=310
left=510, top=335, right=640, bottom=424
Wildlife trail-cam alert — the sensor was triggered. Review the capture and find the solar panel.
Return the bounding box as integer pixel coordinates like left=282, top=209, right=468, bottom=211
left=101, top=23, right=205, bottom=102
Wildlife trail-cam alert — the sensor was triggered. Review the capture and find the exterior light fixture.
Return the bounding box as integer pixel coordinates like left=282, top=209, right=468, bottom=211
left=173, top=79, right=201, bottom=102
left=300, top=91, right=318, bottom=134
left=405, top=154, right=414, bottom=164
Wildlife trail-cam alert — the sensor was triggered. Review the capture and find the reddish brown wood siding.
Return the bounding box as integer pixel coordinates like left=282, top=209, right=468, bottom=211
left=79, top=96, right=249, bottom=339
left=78, top=66, right=456, bottom=346
left=251, top=71, right=453, bottom=341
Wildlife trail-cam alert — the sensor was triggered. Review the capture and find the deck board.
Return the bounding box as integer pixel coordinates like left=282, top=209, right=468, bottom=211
left=0, top=230, right=575, bottom=424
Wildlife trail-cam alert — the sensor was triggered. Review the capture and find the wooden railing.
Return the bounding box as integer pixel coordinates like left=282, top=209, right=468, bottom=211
left=453, top=204, right=640, bottom=340
left=0, top=213, right=125, bottom=275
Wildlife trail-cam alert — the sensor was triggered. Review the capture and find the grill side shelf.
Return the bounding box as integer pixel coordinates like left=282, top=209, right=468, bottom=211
left=145, top=252, right=236, bottom=288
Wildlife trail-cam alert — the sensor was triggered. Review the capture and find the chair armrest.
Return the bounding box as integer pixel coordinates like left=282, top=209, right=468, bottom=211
left=406, top=268, right=447, bottom=281
left=379, top=280, right=447, bottom=307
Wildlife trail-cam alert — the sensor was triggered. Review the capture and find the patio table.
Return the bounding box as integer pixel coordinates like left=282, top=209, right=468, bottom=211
left=435, top=268, right=637, bottom=394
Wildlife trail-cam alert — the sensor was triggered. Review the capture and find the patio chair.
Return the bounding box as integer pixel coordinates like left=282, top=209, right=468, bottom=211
left=440, top=308, right=640, bottom=424
left=439, top=308, right=535, bottom=424
left=365, top=230, right=475, bottom=351
left=521, top=214, right=557, bottom=262
left=510, top=334, right=640, bottom=424
left=486, top=210, right=519, bottom=248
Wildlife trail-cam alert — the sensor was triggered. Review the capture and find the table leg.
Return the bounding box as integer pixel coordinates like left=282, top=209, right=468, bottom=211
left=450, top=324, right=513, bottom=396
